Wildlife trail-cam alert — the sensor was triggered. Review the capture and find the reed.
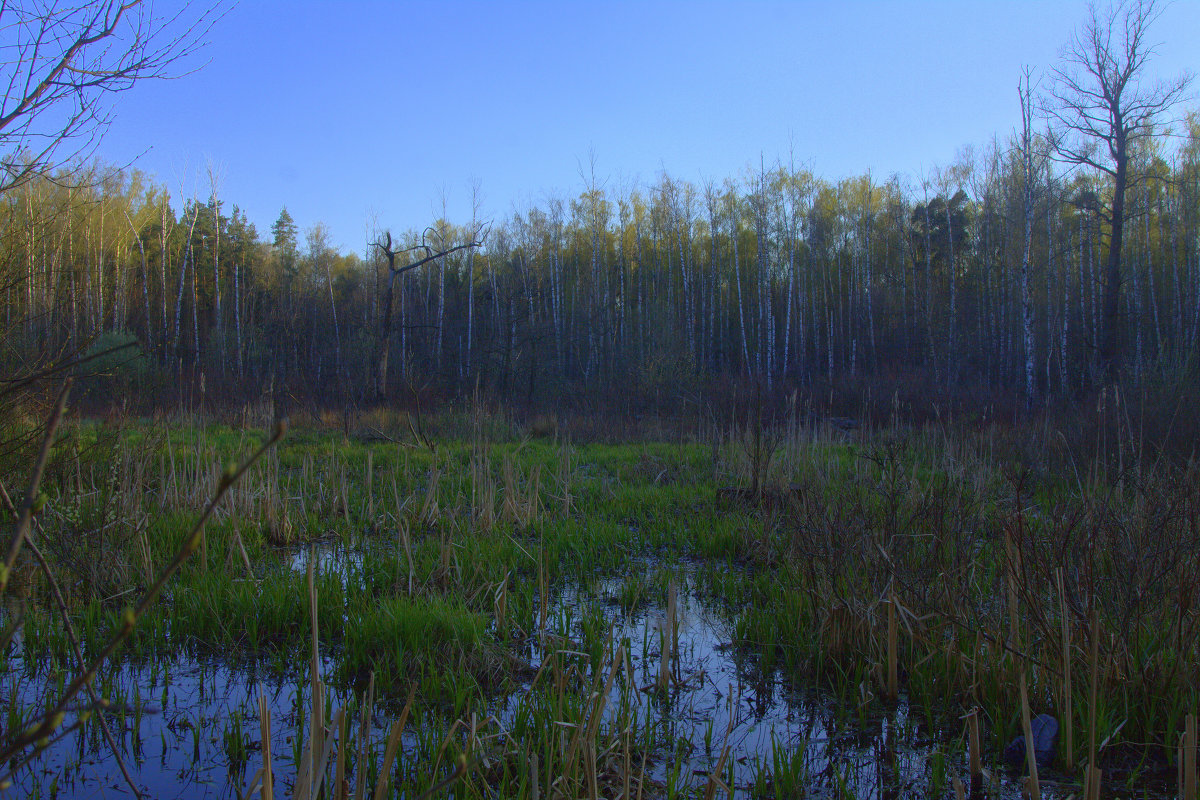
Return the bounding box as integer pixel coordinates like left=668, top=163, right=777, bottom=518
left=1185, top=713, right=1197, bottom=800
left=966, top=706, right=981, bottom=787
left=1084, top=603, right=1102, bottom=800
left=1056, top=566, right=1074, bottom=771
left=14, top=409, right=1200, bottom=797
left=886, top=589, right=898, bottom=701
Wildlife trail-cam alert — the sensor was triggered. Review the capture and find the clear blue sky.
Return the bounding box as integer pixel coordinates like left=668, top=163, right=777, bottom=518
left=96, top=1, right=1199, bottom=254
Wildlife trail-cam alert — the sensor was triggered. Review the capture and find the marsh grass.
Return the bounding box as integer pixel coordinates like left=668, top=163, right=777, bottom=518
left=708, top=413, right=1200, bottom=793
left=6, top=404, right=1199, bottom=797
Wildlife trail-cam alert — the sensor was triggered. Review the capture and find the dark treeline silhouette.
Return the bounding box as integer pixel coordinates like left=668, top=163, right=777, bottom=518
left=2, top=114, right=1200, bottom=420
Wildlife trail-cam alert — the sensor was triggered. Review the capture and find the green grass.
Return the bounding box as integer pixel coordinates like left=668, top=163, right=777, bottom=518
left=9, top=411, right=1200, bottom=797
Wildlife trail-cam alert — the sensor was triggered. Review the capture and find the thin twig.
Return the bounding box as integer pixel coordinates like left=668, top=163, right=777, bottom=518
left=1, top=379, right=71, bottom=596
left=24, top=536, right=143, bottom=799
left=0, top=419, right=286, bottom=770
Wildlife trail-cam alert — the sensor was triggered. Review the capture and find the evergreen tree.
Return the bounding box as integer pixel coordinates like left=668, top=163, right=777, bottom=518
left=271, top=207, right=299, bottom=278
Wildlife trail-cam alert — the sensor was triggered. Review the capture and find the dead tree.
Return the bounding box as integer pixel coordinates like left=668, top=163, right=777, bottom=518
left=371, top=228, right=482, bottom=398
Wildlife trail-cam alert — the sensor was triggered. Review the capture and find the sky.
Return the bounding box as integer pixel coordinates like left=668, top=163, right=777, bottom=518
left=94, top=0, right=1200, bottom=254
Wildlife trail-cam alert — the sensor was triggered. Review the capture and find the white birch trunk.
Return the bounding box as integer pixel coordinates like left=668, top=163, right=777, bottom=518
left=733, top=209, right=750, bottom=372
left=1019, top=76, right=1037, bottom=407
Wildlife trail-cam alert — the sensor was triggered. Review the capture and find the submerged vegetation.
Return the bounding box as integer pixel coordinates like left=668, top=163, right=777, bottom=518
left=3, top=397, right=1199, bottom=797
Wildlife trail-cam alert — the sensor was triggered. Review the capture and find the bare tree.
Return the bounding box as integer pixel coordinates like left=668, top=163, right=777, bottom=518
left=1043, top=0, right=1192, bottom=380
left=371, top=228, right=482, bottom=398
left=0, top=1, right=219, bottom=195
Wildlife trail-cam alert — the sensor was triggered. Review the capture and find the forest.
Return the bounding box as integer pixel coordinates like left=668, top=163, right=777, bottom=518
left=4, top=120, right=1200, bottom=420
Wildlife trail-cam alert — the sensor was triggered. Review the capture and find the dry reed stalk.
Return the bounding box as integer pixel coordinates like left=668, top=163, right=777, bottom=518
left=371, top=718, right=405, bottom=800
left=531, top=752, right=540, bottom=800
left=438, top=534, right=456, bottom=587
left=294, top=729, right=313, bottom=795
left=538, top=555, right=547, bottom=643
left=659, top=582, right=677, bottom=691
left=1181, top=735, right=1186, bottom=800
left=1185, top=713, right=1197, bottom=800
left=587, top=745, right=599, bottom=800
left=951, top=768, right=966, bottom=800
left=501, top=455, right=517, bottom=523
left=242, top=767, right=265, bottom=800
left=230, top=516, right=254, bottom=579
left=419, top=455, right=440, bottom=525
left=354, top=674, right=375, bottom=800
left=522, top=464, right=543, bottom=526
left=1085, top=764, right=1102, bottom=799
left=399, top=518, right=413, bottom=595
left=265, top=458, right=278, bottom=534
left=1004, top=532, right=1042, bottom=797
left=1055, top=568, right=1074, bottom=770
left=135, top=525, right=154, bottom=586
left=556, top=643, right=625, bottom=794
left=257, top=689, right=274, bottom=800
left=387, top=473, right=414, bottom=592
left=622, top=730, right=630, bottom=800
left=558, top=446, right=572, bottom=517
left=1087, top=605, right=1099, bottom=793
left=297, top=464, right=309, bottom=521
left=966, top=707, right=981, bottom=785
left=481, top=468, right=496, bottom=532
left=625, top=647, right=641, bottom=708
left=158, top=454, right=168, bottom=509
left=1019, top=674, right=1041, bottom=799
left=887, top=590, right=898, bottom=700
left=334, top=709, right=348, bottom=800
left=494, top=574, right=508, bottom=633
left=635, top=742, right=648, bottom=800
left=303, top=707, right=344, bottom=800
left=703, top=708, right=736, bottom=800
left=307, top=556, right=324, bottom=798
left=1003, top=529, right=1026, bottom=701
left=430, top=718, right=466, bottom=784
left=340, top=462, right=349, bottom=518
left=584, top=644, right=624, bottom=744
left=366, top=450, right=374, bottom=525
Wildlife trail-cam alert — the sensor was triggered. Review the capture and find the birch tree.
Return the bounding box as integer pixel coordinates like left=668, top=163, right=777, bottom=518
left=1018, top=69, right=1042, bottom=407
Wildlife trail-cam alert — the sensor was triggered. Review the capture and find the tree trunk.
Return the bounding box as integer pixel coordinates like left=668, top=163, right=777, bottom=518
left=1099, top=134, right=1127, bottom=380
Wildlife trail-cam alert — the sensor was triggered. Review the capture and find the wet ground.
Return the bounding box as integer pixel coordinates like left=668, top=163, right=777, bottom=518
left=2, top=544, right=1176, bottom=798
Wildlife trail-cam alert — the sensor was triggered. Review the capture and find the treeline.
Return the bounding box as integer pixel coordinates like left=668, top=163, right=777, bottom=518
left=2, top=117, right=1199, bottom=414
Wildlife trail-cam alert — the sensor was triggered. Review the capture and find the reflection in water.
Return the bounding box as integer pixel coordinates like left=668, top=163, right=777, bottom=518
left=4, top=653, right=323, bottom=799
left=526, top=566, right=1167, bottom=799
left=2, top=558, right=1173, bottom=798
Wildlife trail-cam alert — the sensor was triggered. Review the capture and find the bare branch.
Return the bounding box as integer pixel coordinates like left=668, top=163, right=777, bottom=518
left=0, top=1, right=223, bottom=195
left=1038, top=0, right=1192, bottom=379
